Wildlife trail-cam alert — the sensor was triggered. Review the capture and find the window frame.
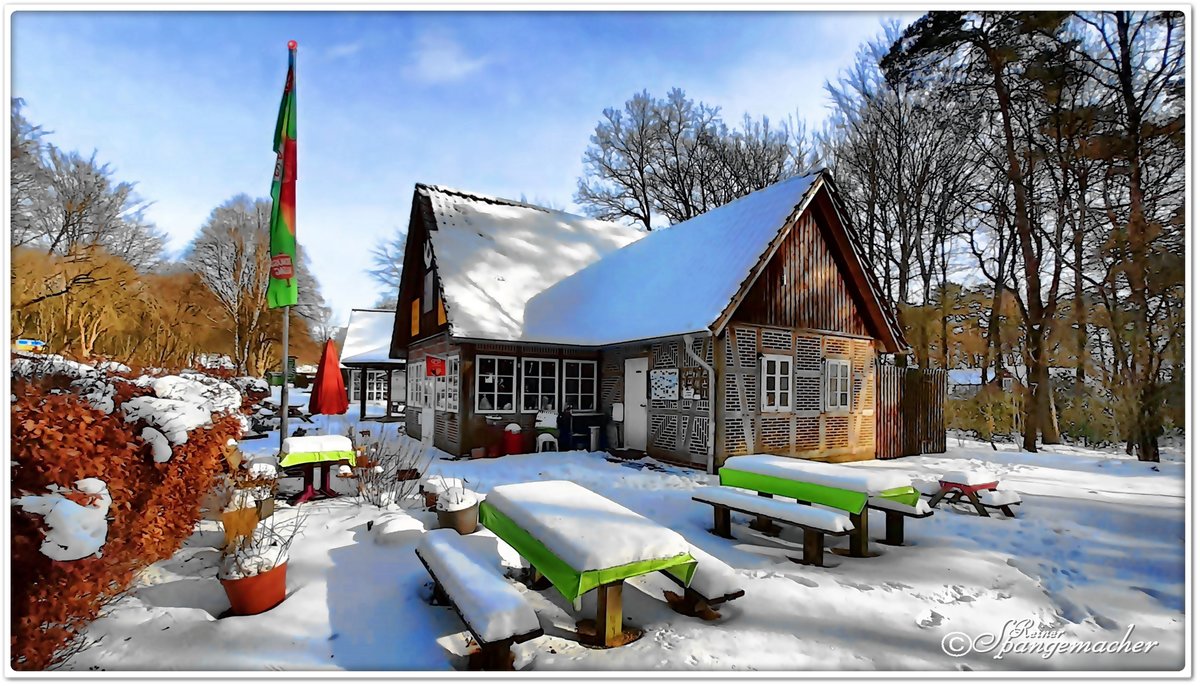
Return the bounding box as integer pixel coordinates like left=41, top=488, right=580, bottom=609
left=561, top=360, right=598, bottom=412
left=446, top=355, right=459, bottom=412
left=760, top=353, right=793, bottom=412
left=407, top=361, right=424, bottom=407
left=422, top=269, right=435, bottom=313
left=475, top=355, right=518, bottom=414
left=520, top=357, right=560, bottom=414
left=824, top=358, right=852, bottom=412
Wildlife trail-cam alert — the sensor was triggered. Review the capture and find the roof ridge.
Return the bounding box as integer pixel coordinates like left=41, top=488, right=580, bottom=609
left=416, top=182, right=567, bottom=216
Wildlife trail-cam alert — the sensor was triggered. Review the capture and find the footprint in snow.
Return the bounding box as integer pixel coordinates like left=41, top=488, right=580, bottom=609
left=915, top=609, right=946, bottom=629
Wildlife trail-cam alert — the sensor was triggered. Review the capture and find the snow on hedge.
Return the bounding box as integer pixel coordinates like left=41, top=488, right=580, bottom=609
left=12, top=478, right=112, bottom=561
left=121, top=397, right=214, bottom=445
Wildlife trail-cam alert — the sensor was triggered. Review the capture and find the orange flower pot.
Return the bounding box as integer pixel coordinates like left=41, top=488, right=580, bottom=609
left=220, top=562, right=288, bottom=616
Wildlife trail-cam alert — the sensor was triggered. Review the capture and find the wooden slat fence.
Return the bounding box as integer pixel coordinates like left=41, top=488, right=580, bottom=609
left=876, top=366, right=946, bottom=459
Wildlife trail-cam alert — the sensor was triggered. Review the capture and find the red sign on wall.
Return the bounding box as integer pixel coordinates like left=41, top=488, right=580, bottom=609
left=426, top=355, right=446, bottom=377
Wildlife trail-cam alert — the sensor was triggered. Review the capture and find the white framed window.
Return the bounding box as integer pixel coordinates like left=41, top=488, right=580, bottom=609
left=761, top=354, right=793, bottom=412
left=434, top=355, right=460, bottom=412
left=1001, top=377, right=1014, bottom=392
left=562, top=360, right=597, bottom=412
left=824, top=359, right=852, bottom=412
left=422, top=369, right=434, bottom=408
left=407, top=361, right=424, bottom=407
left=521, top=358, right=559, bottom=413
left=476, top=355, right=517, bottom=413
left=446, top=355, right=459, bottom=412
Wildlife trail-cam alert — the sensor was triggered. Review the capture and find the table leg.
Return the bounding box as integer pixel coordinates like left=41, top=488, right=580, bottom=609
left=926, top=486, right=951, bottom=509
left=832, top=508, right=875, bottom=558
left=319, top=463, right=338, bottom=499
left=289, top=465, right=316, bottom=505
left=964, top=491, right=990, bottom=517
left=713, top=506, right=732, bottom=538
left=750, top=492, right=782, bottom=535
left=880, top=511, right=905, bottom=546
left=596, top=581, right=623, bottom=648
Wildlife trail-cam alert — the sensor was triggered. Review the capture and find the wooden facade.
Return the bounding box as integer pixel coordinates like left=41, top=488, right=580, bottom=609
left=876, top=366, right=947, bottom=459
left=387, top=174, right=934, bottom=466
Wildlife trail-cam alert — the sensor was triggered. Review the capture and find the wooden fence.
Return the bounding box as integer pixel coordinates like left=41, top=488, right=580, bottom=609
left=876, top=366, right=947, bottom=459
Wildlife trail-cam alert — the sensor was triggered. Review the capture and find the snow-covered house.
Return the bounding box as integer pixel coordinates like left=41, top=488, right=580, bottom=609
left=947, top=367, right=1014, bottom=398
left=388, top=171, right=908, bottom=468
left=340, top=308, right=406, bottom=420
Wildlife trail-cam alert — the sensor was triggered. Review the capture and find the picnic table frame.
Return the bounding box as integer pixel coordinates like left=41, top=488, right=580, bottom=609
left=719, top=458, right=922, bottom=557
left=479, top=483, right=696, bottom=648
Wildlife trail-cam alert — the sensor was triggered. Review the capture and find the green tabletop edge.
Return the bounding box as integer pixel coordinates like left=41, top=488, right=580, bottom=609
left=480, top=500, right=697, bottom=602
left=278, top=450, right=358, bottom=469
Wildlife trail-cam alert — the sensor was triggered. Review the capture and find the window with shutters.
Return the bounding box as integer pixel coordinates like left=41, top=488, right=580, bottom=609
left=761, top=354, right=792, bottom=412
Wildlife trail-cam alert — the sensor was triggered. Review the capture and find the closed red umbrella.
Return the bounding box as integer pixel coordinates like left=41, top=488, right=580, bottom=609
left=308, top=338, right=349, bottom=416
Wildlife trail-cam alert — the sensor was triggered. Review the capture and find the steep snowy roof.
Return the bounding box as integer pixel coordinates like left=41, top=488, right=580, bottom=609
left=522, top=174, right=820, bottom=346
left=341, top=309, right=403, bottom=365
left=422, top=185, right=646, bottom=342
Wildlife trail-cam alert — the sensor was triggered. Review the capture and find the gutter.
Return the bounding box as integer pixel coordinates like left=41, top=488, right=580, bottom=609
left=683, top=332, right=716, bottom=475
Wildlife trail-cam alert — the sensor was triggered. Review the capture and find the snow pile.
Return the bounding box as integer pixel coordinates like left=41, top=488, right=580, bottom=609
left=231, top=376, right=270, bottom=396
left=13, top=478, right=112, bottom=561
left=940, top=469, right=1000, bottom=485
left=486, top=480, right=692, bottom=572
left=12, top=353, right=118, bottom=414
left=121, top=397, right=213, bottom=445
left=416, top=530, right=542, bottom=644
left=421, top=184, right=645, bottom=342
left=155, top=374, right=242, bottom=415
left=141, top=427, right=172, bottom=463
left=722, top=454, right=914, bottom=495
left=523, top=175, right=818, bottom=346
left=437, top=488, right=479, bottom=513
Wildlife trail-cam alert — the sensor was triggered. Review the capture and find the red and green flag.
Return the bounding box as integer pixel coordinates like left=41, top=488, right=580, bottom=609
left=268, top=41, right=299, bottom=309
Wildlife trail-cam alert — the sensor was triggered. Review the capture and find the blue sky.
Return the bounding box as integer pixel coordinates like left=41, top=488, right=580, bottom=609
left=11, top=10, right=915, bottom=325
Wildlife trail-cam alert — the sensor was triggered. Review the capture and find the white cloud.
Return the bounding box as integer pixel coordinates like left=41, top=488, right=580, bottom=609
left=326, top=41, right=365, bottom=60
left=405, top=30, right=490, bottom=84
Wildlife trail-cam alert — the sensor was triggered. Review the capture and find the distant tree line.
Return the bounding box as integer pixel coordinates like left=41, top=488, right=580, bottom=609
left=575, top=12, right=1184, bottom=461
left=10, top=99, right=333, bottom=375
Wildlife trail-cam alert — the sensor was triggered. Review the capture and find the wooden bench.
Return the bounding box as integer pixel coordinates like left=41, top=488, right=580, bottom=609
left=692, top=486, right=855, bottom=567
left=866, top=496, right=934, bottom=545
left=659, top=544, right=745, bottom=619
left=414, top=530, right=543, bottom=670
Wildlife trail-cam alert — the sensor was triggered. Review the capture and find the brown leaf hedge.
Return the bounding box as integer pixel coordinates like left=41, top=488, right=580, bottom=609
left=10, top=372, right=242, bottom=670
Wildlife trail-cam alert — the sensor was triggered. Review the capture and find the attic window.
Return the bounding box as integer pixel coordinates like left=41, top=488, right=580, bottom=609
left=423, top=269, right=435, bottom=313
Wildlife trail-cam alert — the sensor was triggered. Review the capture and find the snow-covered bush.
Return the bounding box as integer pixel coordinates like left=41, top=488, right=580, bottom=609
left=351, top=427, right=431, bottom=510
left=218, top=510, right=307, bottom=580
left=10, top=356, right=243, bottom=670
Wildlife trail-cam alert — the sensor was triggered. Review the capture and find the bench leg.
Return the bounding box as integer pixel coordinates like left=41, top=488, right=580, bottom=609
left=1000, top=504, right=1017, bottom=518
left=750, top=493, right=783, bottom=535
left=596, top=581, right=624, bottom=648
left=471, top=640, right=515, bottom=670
left=526, top=566, right=552, bottom=591
left=964, top=492, right=990, bottom=517
left=880, top=511, right=905, bottom=546
left=926, top=486, right=951, bottom=509
left=431, top=580, right=450, bottom=606
left=713, top=505, right=732, bottom=539
left=802, top=530, right=825, bottom=567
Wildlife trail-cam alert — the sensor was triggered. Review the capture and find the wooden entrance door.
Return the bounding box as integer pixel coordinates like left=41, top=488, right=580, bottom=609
left=623, top=357, right=649, bottom=450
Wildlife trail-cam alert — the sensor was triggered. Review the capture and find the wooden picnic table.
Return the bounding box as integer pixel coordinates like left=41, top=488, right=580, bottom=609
left=719, top=454, right=922, bottom=557
left=479, top=480, right=696, bottom=648
left=260, top=399, right=313, bottom=423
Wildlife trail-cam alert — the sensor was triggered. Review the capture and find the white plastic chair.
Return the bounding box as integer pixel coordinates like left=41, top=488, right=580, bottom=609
left=536, top=433, right=559, bottom=453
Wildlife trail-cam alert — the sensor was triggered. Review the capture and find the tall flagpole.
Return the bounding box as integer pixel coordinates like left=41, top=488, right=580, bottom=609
left=280, top=307, right=289, bottom=453
left=271, top=39, right=299, bottom=455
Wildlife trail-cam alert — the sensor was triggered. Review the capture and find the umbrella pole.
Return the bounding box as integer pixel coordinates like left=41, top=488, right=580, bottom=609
left=279, top=305, right=290, bottom=455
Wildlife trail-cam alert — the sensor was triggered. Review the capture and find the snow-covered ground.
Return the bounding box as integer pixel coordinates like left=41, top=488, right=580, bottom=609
left=62, top=393, right=1185, bottom=672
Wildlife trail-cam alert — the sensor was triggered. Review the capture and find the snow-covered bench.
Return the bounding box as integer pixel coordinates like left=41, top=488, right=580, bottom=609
left=659, top=543, right=745, bottom=618
left=927, top=470, right=1022, bottom=518
left=692, top=486, right=855, bottom=567
left=414, top=530, right=543, bottom=670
